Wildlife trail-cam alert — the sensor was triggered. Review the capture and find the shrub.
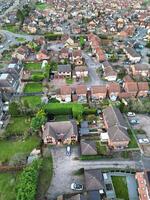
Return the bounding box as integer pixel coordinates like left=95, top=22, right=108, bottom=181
left=31, top=74, right=45, bottom=81
left=16, top=159, right=42, bottom=200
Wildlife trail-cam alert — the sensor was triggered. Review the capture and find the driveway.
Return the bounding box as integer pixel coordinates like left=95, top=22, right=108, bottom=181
left=134, top=114, right=150, bottom=138
left=82, top=52, right=106, bottom=86
left=46, top=146, right=84, bottom=200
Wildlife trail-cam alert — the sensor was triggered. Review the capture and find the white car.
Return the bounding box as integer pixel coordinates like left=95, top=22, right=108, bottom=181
left=139, top=138, right=149, bottom=144
left=71, top=183, right=83, bottom=191
left=0, top=45, right=4, bottom=49
left=127, top=112, right=135, bottom=117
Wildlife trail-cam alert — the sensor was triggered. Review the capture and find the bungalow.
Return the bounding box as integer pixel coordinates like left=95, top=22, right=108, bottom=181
left=137, top=82, right=149, bottom=97
left=102, top=61, right=117, bottom=81
left=74, top=66, right=88, bottom=78
left=124, top=47, right=141, bottom=63
left=59, top=86, right=71, bottom=101
left=80, top=140, right=97, bottom=156
left=42, top=120, right=78, bottom=144
left=57, top=64, right=71, bottom=78
left=103, top=106, right=130, bottom=149
left=0, top=73, right=19, bottom=93
left=124, top=81, right=138, bottom=97
left=107, top=82, right=120, bottom=101
left=91, top=85, right=107, bottom=100
left=131, top=64, right=150, bottom=77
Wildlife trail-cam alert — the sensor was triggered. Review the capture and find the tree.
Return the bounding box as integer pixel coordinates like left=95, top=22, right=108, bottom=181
left=9, top=102, right=20, bottom=116
left=16, top=9, right=24, bottom=24
left=146, top=40, right=150, bottom=48
left=31, top=110, right=47, bottom=132
left=79, top=36, right=85, bottom=49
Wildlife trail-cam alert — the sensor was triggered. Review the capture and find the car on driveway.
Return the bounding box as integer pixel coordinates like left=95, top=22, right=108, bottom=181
left=127, top=112, right=136, bottom=117
left=66, top=145, right=71, bottom=156
left=71, top=183, right=83, bottom=191
left=130, top=119, right=139, bottom=125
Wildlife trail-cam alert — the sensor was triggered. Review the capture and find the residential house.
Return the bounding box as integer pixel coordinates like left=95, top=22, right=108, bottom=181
left=36, top=50, right=50, bottom=61
left=103, top=106, right=130, bottom=149
left=84, top=169, right=105, bottom=197
left=91, top=85, right=107, bottom=100
left=137, top=82, right=149, bottom=97
left=95, top=48, right=106, bottom=62
left=42, top=120, right=78, bottom=144
left=124, top=81, right=138, bottom=97
left=59, top=86, right=71, bottom=101
left=102, top=61, right=117, bottom=81
left=59, top=48, right=69, bottom=60
left=57, top=64, right=71, bottom=78
left=131, top=64, right=150, bottom=77
left=75, top=85, right=87, bottom=99
left=72, top=50, right=83, bottom=65
left=74, top=66, right=88, bottom=78
left=107, top=83, right=120, bottom=101
left=124, top=47, right=141, bottom=63
left=80, top=140, right=97, bottom=156
left=0, top=73, right=19, bottom=93
left=135, top=172, right=150, bottom=200
left=12, top=46, right=29, bottom=61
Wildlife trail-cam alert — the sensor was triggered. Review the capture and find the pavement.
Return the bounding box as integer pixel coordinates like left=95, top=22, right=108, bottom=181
left=82, top=52, right=106, bottom=86
left=46, top=146, right=144, bottom=200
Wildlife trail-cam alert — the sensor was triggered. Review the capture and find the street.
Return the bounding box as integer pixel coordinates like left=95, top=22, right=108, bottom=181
left=82, top=52, right=106, bottom=86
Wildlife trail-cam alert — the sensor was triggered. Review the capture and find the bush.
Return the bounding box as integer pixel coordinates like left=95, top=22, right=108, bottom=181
left=83, top=107, right=97, bottom=115
left=16, top=159, right=42, bottom=200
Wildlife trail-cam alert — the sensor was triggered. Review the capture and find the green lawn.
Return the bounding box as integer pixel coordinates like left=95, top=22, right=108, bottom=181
left=128, top=129, right=138, bottom=148
left=35, top=2, right=48, bottom=10
left=5, top=117, right=31, bottom=137
left=2, top=24, right=19, bottom=33
left=0, top=172, right=20, bottom=200
left=96, top=141, right=108, bottom=155
left=37, top=156, right=53, bottom=199
left=24, top=62, right=42, bottom=71
left=65, top=78, right=73, bottom=85
left=16, top=37, right=26, bottom=42
left=111, top=176, right=129, bottom=200
left=0, top=136, right=40, bottom=163
left=21, top=96, right=41, bottom=108
left=23, top=83, right=43, bottom=93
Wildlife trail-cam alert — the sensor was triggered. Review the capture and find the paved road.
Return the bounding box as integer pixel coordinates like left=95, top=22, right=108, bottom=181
left=0, top=30, right=40, bottom=53
left=46, top=146, right=143, bottom=200
left=82, top=52, right=105, bottom=86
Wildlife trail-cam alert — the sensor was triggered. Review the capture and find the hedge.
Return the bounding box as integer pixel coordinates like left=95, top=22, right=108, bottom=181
left=16, top=159, right=42, bottom=200
left=44, top=103, right=84, bottom=118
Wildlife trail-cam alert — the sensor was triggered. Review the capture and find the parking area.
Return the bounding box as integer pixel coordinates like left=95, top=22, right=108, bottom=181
left=133, top=114, right=150, bottom=138
left=46, top=146, right=84, bottom=200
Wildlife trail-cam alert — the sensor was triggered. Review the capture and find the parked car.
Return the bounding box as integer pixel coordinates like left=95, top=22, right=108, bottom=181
left=66, top=145, right=71, bottom=156
left=139, top=138, right=149, bottom=144
left=127, top=112, right=135, bottom=117
left=71, top=183, right=83, bottom=191
left=129, top=119, right=139, bottom=125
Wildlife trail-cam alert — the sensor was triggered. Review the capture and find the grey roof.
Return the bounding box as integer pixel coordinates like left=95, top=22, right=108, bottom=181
left=43, top=120, right=78, bottom=141
left=125, top=47, right=141, bottom=58
left=87, top=191, right=101, bottom=200
left=81, top=121, right=88, bottom=128
left=58, top=64, right=71, bottom=73
left=108, top=125, right=130, bottom=142
left=84, top=169, right=104, bottom=191
left=103, top=106, right=128, bottom=129
left=134, top=64, right=149, bottom=71
left=80, top=128, right=89, bottom=136
left=81, top=141, right=97, bottom=155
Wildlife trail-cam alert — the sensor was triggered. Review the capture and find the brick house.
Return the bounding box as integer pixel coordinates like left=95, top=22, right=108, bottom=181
left=59, top=48, right=69, bottom=60
left=75, top=85, right=87, bottom=98
left=137, top=82, right=149, bottom=97
left=102, top=61, right=117, bottom=81
left=59, top=86, right=71, bottom=101
left=72, top=50, right=83, bottom=65
left=74, top=66, right=88, bottom=78
left=42, top=120, right=78, bottom=144
left=91, top=85, right=107, bottom=100
left=107, top=83, right=120, bottom=101
left=124, top=81, right=138, bottom=97
left=103, top=106, right=130, bottom=149
left=57, top=64, right=71, bottom=78
left=131, top=64, right=150, bottom=77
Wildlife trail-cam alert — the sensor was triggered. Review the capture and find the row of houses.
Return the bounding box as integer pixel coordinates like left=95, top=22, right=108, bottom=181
left=0, top=62, right=23, bottom=93
left=59, top=79, right=149, bottom=102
